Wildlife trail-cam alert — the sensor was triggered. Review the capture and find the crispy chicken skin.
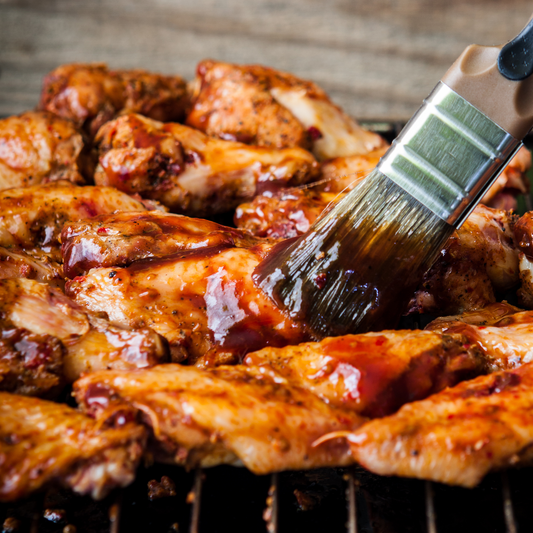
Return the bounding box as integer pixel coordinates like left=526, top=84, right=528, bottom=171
left=74, top=364, right=363, bottom=474
left=0, top=392, right=145, bottom=501
left=339, top=362, right=533, bottom=487
left=93, top=114, right=319, bottom=216
left=0, top=182, right=148, bottom=261
left=512, top=212, right=533, bottom=308
left=186, top=60, right=386, bottom=160
left=66, top=243, right=308, bottom=365
left=0, top=111, right=93, bottom=190
left=244, top=330, right=486, bottom=418
left=0, top=278, right=167, bottom=384
left=61, top=211, right=264, bottom=278
left=39, top=63, right=188, bottom=138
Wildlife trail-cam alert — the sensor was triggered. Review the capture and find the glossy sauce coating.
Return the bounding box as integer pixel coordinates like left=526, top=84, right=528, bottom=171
left=93, top=113, right=319, bottom=216
left=67, top=244, right=308, bottom=365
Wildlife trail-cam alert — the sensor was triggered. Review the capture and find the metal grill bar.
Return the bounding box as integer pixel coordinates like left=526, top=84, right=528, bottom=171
left=501, top=471, right=517, bottom=533
left=266, top=473, right=279, bottom=533
left=345, top=469, right=357, bottom=533
left=189, top=468, right=203, bottom=533
left=108, top=493, right=121, bottom=533
left=425, top=481, right=437, bottom=533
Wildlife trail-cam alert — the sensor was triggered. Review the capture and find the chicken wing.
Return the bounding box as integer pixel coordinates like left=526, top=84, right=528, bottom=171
left=73, top=364, right=363, bottom=474
left=39, top=63, right=188, bottom=138
left=244, top=329, right=485, bottom=418
left=66, top=242, right=308, bottom=365
left=0, top=111, right=93, bottom=191
left=336, top=362, right=533, bottom=487
left=0, top=181, right=149, bottom=261
left=61, top=210, right=264, bottom=278
left=0, top=278, right=167, bottom=384
left=186, top=60, right=386, bottom=160
left=0, top=392, right=145, bottom=501
left=93, top=113, right=319, bottom=216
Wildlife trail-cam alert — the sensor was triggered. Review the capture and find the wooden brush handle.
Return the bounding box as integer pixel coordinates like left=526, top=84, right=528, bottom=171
left=441, top=16, right=533, bottom=140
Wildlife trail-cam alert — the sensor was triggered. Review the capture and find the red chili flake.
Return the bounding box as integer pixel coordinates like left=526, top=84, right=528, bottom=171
left=307, top=126, right=323, bottom=141
left=314, top=272, right=327, bottom=289
left=97, top=227, right=108, bottom=234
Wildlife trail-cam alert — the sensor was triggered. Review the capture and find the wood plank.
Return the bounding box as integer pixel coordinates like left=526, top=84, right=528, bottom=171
left=0, top=0, right=531, bottom=119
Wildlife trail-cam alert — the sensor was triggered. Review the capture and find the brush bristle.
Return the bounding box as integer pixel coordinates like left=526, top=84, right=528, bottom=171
left=253, top=169, right=455, bottom=339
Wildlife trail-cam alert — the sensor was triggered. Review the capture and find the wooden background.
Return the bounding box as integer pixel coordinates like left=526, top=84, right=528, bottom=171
left=1, top=0, right=532, bottom=121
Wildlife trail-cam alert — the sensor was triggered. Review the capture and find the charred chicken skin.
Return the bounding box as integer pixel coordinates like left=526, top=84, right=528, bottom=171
left=93, top=113, right=319, bottom=216
left=0, top=392, right=145, bottom=501
left=0, top=111, right=93, bottom=191
left=0, top=278, right=167, bottom=388
left=186, top=60, right=386, bottom=160
left=38, top=63, right=188, bottom=138
left=338, top=362, right=533, bottom=488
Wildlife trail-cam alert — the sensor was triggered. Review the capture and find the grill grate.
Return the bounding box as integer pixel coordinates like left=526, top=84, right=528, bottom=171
left=3, top=464, right=532, bottom=533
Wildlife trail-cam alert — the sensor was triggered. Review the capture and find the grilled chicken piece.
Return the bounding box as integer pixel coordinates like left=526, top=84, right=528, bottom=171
left=0, top=278, right=167, bottom=384
left=0, top=181, right=149, bottom=261
left=0, top=247, right=64, bottom=287
left=0, top=392, right=145, bottom=501
left=512, top=212, right=533, bottom=308
left=61, top=211, right=263, bottom=278
left=74, top=364, right=363, bottom=474
left=0, top=111, right=93, bottom=190
left=409, top=204, right=518, bottom=315
left=186, top=60, right=386, bottom=160
left=244, top=330, right=485, bottom=418
left=93, top=113, right=319, bottom=216
left=66, top=242, right=308, bottom=365
left=39, top=63, right=188, bottom=138
left=337, top=362, right=533, bottom=487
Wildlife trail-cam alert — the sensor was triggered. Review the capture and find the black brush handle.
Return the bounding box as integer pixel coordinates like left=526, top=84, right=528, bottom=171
left=498, top=17, right=533, bottom=81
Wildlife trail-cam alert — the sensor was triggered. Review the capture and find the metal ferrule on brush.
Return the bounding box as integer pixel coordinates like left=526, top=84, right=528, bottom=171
left=378, top=82, right=522, bottom=227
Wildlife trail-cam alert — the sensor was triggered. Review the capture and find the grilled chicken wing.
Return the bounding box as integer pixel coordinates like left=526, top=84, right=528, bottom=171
left=74, top=364, right=363, bottom=474
left=66, top=241, right=307, bottom=365
left=244, top=330, right=485, bottom=418
left=93, top=113, right=319, bottom=216
left=61, top=210, right=264, bottom=278
left=0, top=392, right=145, bottom=501
left=39, top=63, right=188, bottom=138
left=337, top=362, right=533, bottom=487
left=512, top=212, right=533, bottom=308
left=0, top=182, right=149, bottom=261
left=0, top=111, right=93, bottom=190
left=186, top=60, right=386, bottom=160
left=0, top=278, right=167, bottom=385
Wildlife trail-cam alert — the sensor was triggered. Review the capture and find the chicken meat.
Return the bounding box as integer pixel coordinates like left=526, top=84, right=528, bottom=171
left=0, top=111, right=93, bottom=190
left=186, top=60, right=386, bottom=160
left=335, top=362, right=533, bottom=487
left=39, top=63, right=188, bottom=138
left=0, top=278, right=167, bottom=387
left=93, top=113, right=319, bottom=216
left=74, top=364, right=364, bottom=474
left=0, top=392, right=145, bottom=501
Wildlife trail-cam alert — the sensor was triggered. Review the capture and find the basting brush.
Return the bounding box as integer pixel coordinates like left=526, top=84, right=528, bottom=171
left=254, top=17, right=533, bottom=339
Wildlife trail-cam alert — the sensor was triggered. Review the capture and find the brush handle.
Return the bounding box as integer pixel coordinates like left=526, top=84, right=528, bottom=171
left=498, top=17, right=533, bottom=81
left=441, top=17, right=533, bottom=140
